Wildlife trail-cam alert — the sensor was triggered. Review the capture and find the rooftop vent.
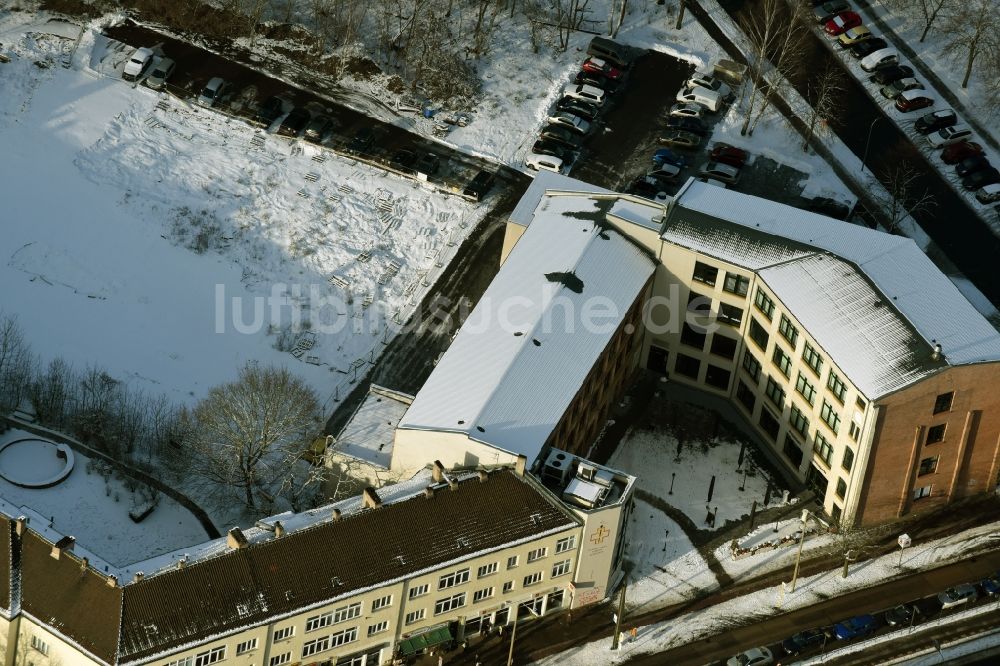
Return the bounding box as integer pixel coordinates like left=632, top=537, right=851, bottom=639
left=396, top=555, right=406, bottom=566
left=362, top=486, right=382, bottom=509
left=457, top=537, right=470, bottom=549
left=333, top=576, right=343, bottom=587
left=478, top=470, right=490, bottom=483
left=106, top=575, right=118, bottom=588
left=51, top=535, right=75, bottom=560
left=432, top=460, right=446, bottom=482
left=273, top=521, right=285, bottom=538
left=133, top=572, right=144, bottom=583
left=424, top=486, right=437, bottom=499
left=332, top=508, right=342, bottom=521
left=515, top=454, right=527, bottom=477
left=226, top=527, right=249, bottom=550
left=932, top=344, right=943, bottom=361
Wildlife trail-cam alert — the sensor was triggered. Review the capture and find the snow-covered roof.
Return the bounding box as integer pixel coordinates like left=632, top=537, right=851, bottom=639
left=509, top=171, right=612, bottom=227
left=666, top=180, right=1000, bottom=397
left=399, top=193, right=656, bottom=462
left=330, top=384, right=412, bottom=469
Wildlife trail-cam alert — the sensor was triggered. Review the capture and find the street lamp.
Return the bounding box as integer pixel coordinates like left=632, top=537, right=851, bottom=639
left=861, top=116, right=881, bottom=174
left=791, top=509, right=811, bottom=592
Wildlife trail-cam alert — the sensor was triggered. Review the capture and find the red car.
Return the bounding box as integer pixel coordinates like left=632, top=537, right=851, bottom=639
left=824, top=11, right=861, bottom=36
left=582, top=57, right=624, bottom=81
left=709, top=143, right=749, bottom=168
left=895, top=90, right=934, bottom=112
left=942, top=141, right=984, bottom=164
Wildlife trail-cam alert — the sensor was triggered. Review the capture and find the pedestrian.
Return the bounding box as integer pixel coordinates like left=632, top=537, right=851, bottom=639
left=498, top=624, right=504, bottom=638
left=437, top=655, right=443, bottom=666
left=629, top=627, right=638, bottom=643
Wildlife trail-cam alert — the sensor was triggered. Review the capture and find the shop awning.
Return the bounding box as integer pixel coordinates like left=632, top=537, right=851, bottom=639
left=397, top=626, right=453, bottom=656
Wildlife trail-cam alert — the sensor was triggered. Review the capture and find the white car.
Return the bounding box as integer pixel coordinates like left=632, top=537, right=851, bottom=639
left=525, top=152, right=563, bottom=173
left=687, top=73, right=732, bottom=100
left=546, top=111, right=591, bottom=135
left=563, top=83, right=605, bottom=106
left=860, top=48, right=899, bottom=72
left=927, top=125, right=973, bottom=148
left=122, top=47, right=153, bottom=82
left=699, top=161, right=741, bottom=185
left=726, top=647, right=774, bottom=666
left=676, top=86, right=723, bottom=112
left=976, top=183, right=1000, bottom=204
left=668, top=102, right=704, bottom=120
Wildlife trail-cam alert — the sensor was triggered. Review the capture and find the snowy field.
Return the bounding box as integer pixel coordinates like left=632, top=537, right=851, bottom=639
left=0, top=15, right=485, bottom=408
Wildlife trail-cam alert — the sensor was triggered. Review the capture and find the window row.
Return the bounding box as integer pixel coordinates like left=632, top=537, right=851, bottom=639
left=301, top=627, right=357, bottom=658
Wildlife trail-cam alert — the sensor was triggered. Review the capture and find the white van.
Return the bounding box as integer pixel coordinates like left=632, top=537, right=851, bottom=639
left=122, top=47, right=153, bottom=82
left=860, top=48, right=899, bottom=73
left=525, top=153, right=563, bottom=174
left=976, top=183, right=1000, bottom=204
left=675, top=85, right=722, bottom=113
left=564, top=84, right=606, bottom=107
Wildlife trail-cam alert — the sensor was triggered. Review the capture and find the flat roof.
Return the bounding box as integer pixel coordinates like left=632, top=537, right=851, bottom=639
left=331, top=384, right=412, bottom=469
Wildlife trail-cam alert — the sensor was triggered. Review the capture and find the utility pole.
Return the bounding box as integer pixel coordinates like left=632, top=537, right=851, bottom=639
left=506, top=608, right=518, bottom=666
left=675, top=0, right=687, bottom=30
left=611, top=576, right=628, bottom=650
left=791, top=510, right=809, bottom=592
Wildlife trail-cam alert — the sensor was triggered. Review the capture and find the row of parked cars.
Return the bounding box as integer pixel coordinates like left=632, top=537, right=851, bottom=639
left=726, top=570, right=1000, bottom=666
left=657, top=71, right=732, bottom=153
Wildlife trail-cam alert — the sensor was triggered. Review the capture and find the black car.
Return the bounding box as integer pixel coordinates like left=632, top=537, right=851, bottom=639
left=255, top=95, right=288, bottom=126
left=556, top=96, right=600, bottom=121
left=869, top=64, right=914, bottom=84
left=963, top=167, right=1000, bottom=190
left=815, top=0, right=850, bottom=23
left=956, top=155, right=992, bottom=177
left=303, top=114, right=334, bottom=143
left=851, top=38, right=888, bottom=60
left=462, top=170, right=495, bottom=201
left=532, top=139, right=573, bottom=161
left=415, top=152, right=440, bottom=175
left=914, top=109, right=957, bottom=135
left=665, top=116, right=708, bottom=136
left=782, top=628, right=827, bottom=656
left=626, top=176, right=667, bottom=201
left=806, top=196, right=852, bottom=220
left=538, top=125, right=582, bottom=149
left=390, top=148, right=418, bottom=171
left=277, top=107, right=311, bottom=137
left=348, top=126, right=377, bottom=154
left=574, top=71, right=620, bottom=94
left=884, top=604, right=916, bottom=627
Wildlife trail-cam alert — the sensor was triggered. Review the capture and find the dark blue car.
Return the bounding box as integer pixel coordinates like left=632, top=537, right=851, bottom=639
left=781, top=628, right=826, bottom=655
left=834, top=614, right=876, bottom=640
left=981, top=573, right=1000, bottom=596
left=652, top=148, right=688, bottom=168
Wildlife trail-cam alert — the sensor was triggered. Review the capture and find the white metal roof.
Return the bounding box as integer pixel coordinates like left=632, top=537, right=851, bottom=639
left=509, top=171, right=612, bottom=228
left=331, top=385, right=412, bottom=469
left=398, top=193, right=655, bottom=461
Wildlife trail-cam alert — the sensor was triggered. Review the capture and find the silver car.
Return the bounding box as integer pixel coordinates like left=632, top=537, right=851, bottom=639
left=938, top=584, right=977, bottom=609
left=145, top=57, right=175, bottom=91
left=699, top=161, right=741, bottom=185
left=197, top=77, right=231, bottom=108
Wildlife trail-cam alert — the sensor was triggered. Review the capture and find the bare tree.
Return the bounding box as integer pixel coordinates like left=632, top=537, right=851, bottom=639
left=884, top=0, right=956, bottom=43
left=940, top=0, right=1000, bottom=88
left=0, top=313, right=33, bottom=413
left=802, top=61, right=845, bottom=151
left=608, top=0, right=628, bottom=38
left=874, top=162, right=938, bottom=233
left=183, top=363, right=321, bottom=511
left=553, top=0, right=591, bottom=51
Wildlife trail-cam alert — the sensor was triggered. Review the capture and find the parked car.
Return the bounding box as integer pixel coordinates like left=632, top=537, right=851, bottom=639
left=538, top=125, right=582, bottom=149
left=699, top=161, right=741, bottom=185
left=838, top=26, right=872, bottom=48
left=833, top=614, right=876, bottom=640
left=696, top=176, right=728, bottom=188
left=574, top=70, right=620, bottom=94
left=525, top=152, right=563, bottom=173
left=415, top=152, right=440, bottom=175
left=686, top=73, right=732, bottom=100
left=144, top=57, right=175, bottom=90
left=256, top=95, right=289, bottom=126
left=196, top=77, right=231, bottom=108
left=884, top=604, right=916, bottom=627
left=652, top=148, right=688, bottom=168
left=709, top=143, right=749, bottom=168
left=347, top=126, right=377, bottom=153
left=825, top=11, right=862, bottom=36
left=860, top=48, right=899, bottom=72
left=782, top=628, right=826, bottom=656
left=726, top=647, right=774, bottom=666
left=645, top=164, right=683, bottom=186
left=676, top=86, right=723, bottom=112
left=659, top=129, right=702, bottom=149
left=122, top=46, right=153, bottom=81
left=665, top=116, right=709, bottom=136
left=869, top=64, right=913, bottom=84
left=556, top=96, right=601, bottom=121
left=669, top=102, right=704, bottom=120
left=939, top=584, right=978, bottom=608
left=976, top=183, right=1000, bottom=205
left=942, top=141, right=984, bottom=164
left=276, top=107, right=311, bottom=137
left=962, top=167, right=1000, bottom=190
left=956, top=155, right=992, bottom=177
left=582, top=56, right=624, bottom=81
left=852, top=38, right=889, bottom=60
left=587, top=36, right=630, bottom=69
left=806, top=196, right=851, bottom=219
left=895, top=90, right=934, bottom=112
left=927, top=125, right=973, bottom=148
left=564, top=83, right=606, bottom=106
left=814, top=1, right=850, bottom=23
left=547, top=111, right=591, bottom=135
left=463, top=170, right=495, bottom=201
left=626, top=176, right=668, bottom=202
left=879, top=77, right=924, bottom=100
left=390, top=148, right=418, bottom=171
left=532, top=138, right=574, bottom=161
left=914, top=109, right=957, bottom=135
left=303, top=114, right=335, bottom=143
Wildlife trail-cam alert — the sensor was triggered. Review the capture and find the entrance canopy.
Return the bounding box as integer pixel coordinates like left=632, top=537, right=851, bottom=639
left=397, top=625, right=453, bottom=656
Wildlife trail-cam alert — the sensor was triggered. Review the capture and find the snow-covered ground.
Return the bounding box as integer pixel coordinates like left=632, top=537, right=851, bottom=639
left=0, top=15, right=485, bottom=409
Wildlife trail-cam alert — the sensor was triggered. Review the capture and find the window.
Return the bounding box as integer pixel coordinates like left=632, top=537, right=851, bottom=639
left=789, top=404, right=809, bottom=437
left=802, top=343, right=823, bottom=376
left=710, top=334, right=737, bottom=360
left=306, top=611, right=333, bottom=632
left=167, top=658, right=193, bottom=666
left=30, top=636, right=50, bottom=656
left=814, top=433, right=833, bottom=466
left=933, top=392, right=954, bottom=414
left=681, top=322, right=707, bottom=349
left=523, top=572, right=543, bottom=587
left=527, top=547, right=547, bottom=563
left=332, top=602, right=361, bottom=624
left=368, top=621, right=389, bottom=637
left=778, top=315, right=798, bottom=348
left=506, top=555, right=519, bottom=570
left=330, top=627, right=357, bottom=648
left=718, top=303, right=744, bottom=326
left=856, top=396, right=867, bottom=411
left=772, top=346, right=791, bottom=377
left=434, top=592, right=467, bottom=615
left=765, top=377, right=785, bottom=409
left=748, top=319, right=769, bottom=350
left=502, top=581, right=514, bottom=593
left=302, top=636, right=331, bottom=658
left=842, top=447, right=855, bottom=472
left=783, top=435, right=804, bottom=467
left=555, top=536, right=576, bottom=553
left=827, top=371, right=847, bottom=403
left=820, top=400, right=841, bottom=434
left=405, top=609, right=426, bottom=625
left=919, top=456, right=939, bottom=476
left=849, top=421, right=861, bottom=442
left=723, top=272, right=750, bottom=296
left=439, top=568, right=470, bottom=590
left=687, top=290, right=712, bottom=322
left=754, top=288, right=775, bottom=320
left=195, top=647, right=226, bottom=666
left=926, top=424, right=946, bottom=444
left=236, top=639, right=258, bottom=655
left=409, top=583, right=429, bottom=599
left=551, top=559, right=572, bottom=578
left=742, top=350, right=761, bottom=383
left=477, top=562, right=498, bottom=578
left=273, top=627, right=294, bottom=642
left=795, top=372, right=816, bottom=405
left=473, top=587, right=495, bottom=603
left=736, top=380, right=756, bottom=412
left=836, top=478, right=847, bottom=499
left=371, top=594, right=393, bottom=611
left=692, top=261, right=718, bottom=286
left=705, top=364, right=731, bottom=390
left=674, top=352, right=701, bottom=379
left=269, top=653, right=291, bottom=666
left=913, top=485, right=933, bottom=500
left=759, top=408, right=780, bottom=441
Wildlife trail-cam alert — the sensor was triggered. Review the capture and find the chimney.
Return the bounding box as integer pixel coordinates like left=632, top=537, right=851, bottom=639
left=362, top=486, right=382, bottom=509
left=932, top=344, right=943, bottom=361
left=515, top=455, right=527, bottom=477
left=226, top=527, right=248, bottom=550
left=80, top=557, right=89, bottom=572
left=134, top=571, right=144, bottom=583
left=424, top=486, right=436, bottom=499
left=274, top=521, right=285, bottom=538
left=176, top=556, right=187, bottom=570
left=51, top=535, right=75, bottom=560
left=106, top=575, right=118, bottom=588
left=448, top=476, right=459, bottom=491
left=478, top=470, right=489, bottom=483
left=432, top=460, right=445, bottom=483
left=332, top=508, right=342, bottom=521
left=15, top=516, right=27, bottom=536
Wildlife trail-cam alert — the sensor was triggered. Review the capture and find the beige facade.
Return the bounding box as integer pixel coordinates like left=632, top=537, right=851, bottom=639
left=391, top=430, right=520, bottom=478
